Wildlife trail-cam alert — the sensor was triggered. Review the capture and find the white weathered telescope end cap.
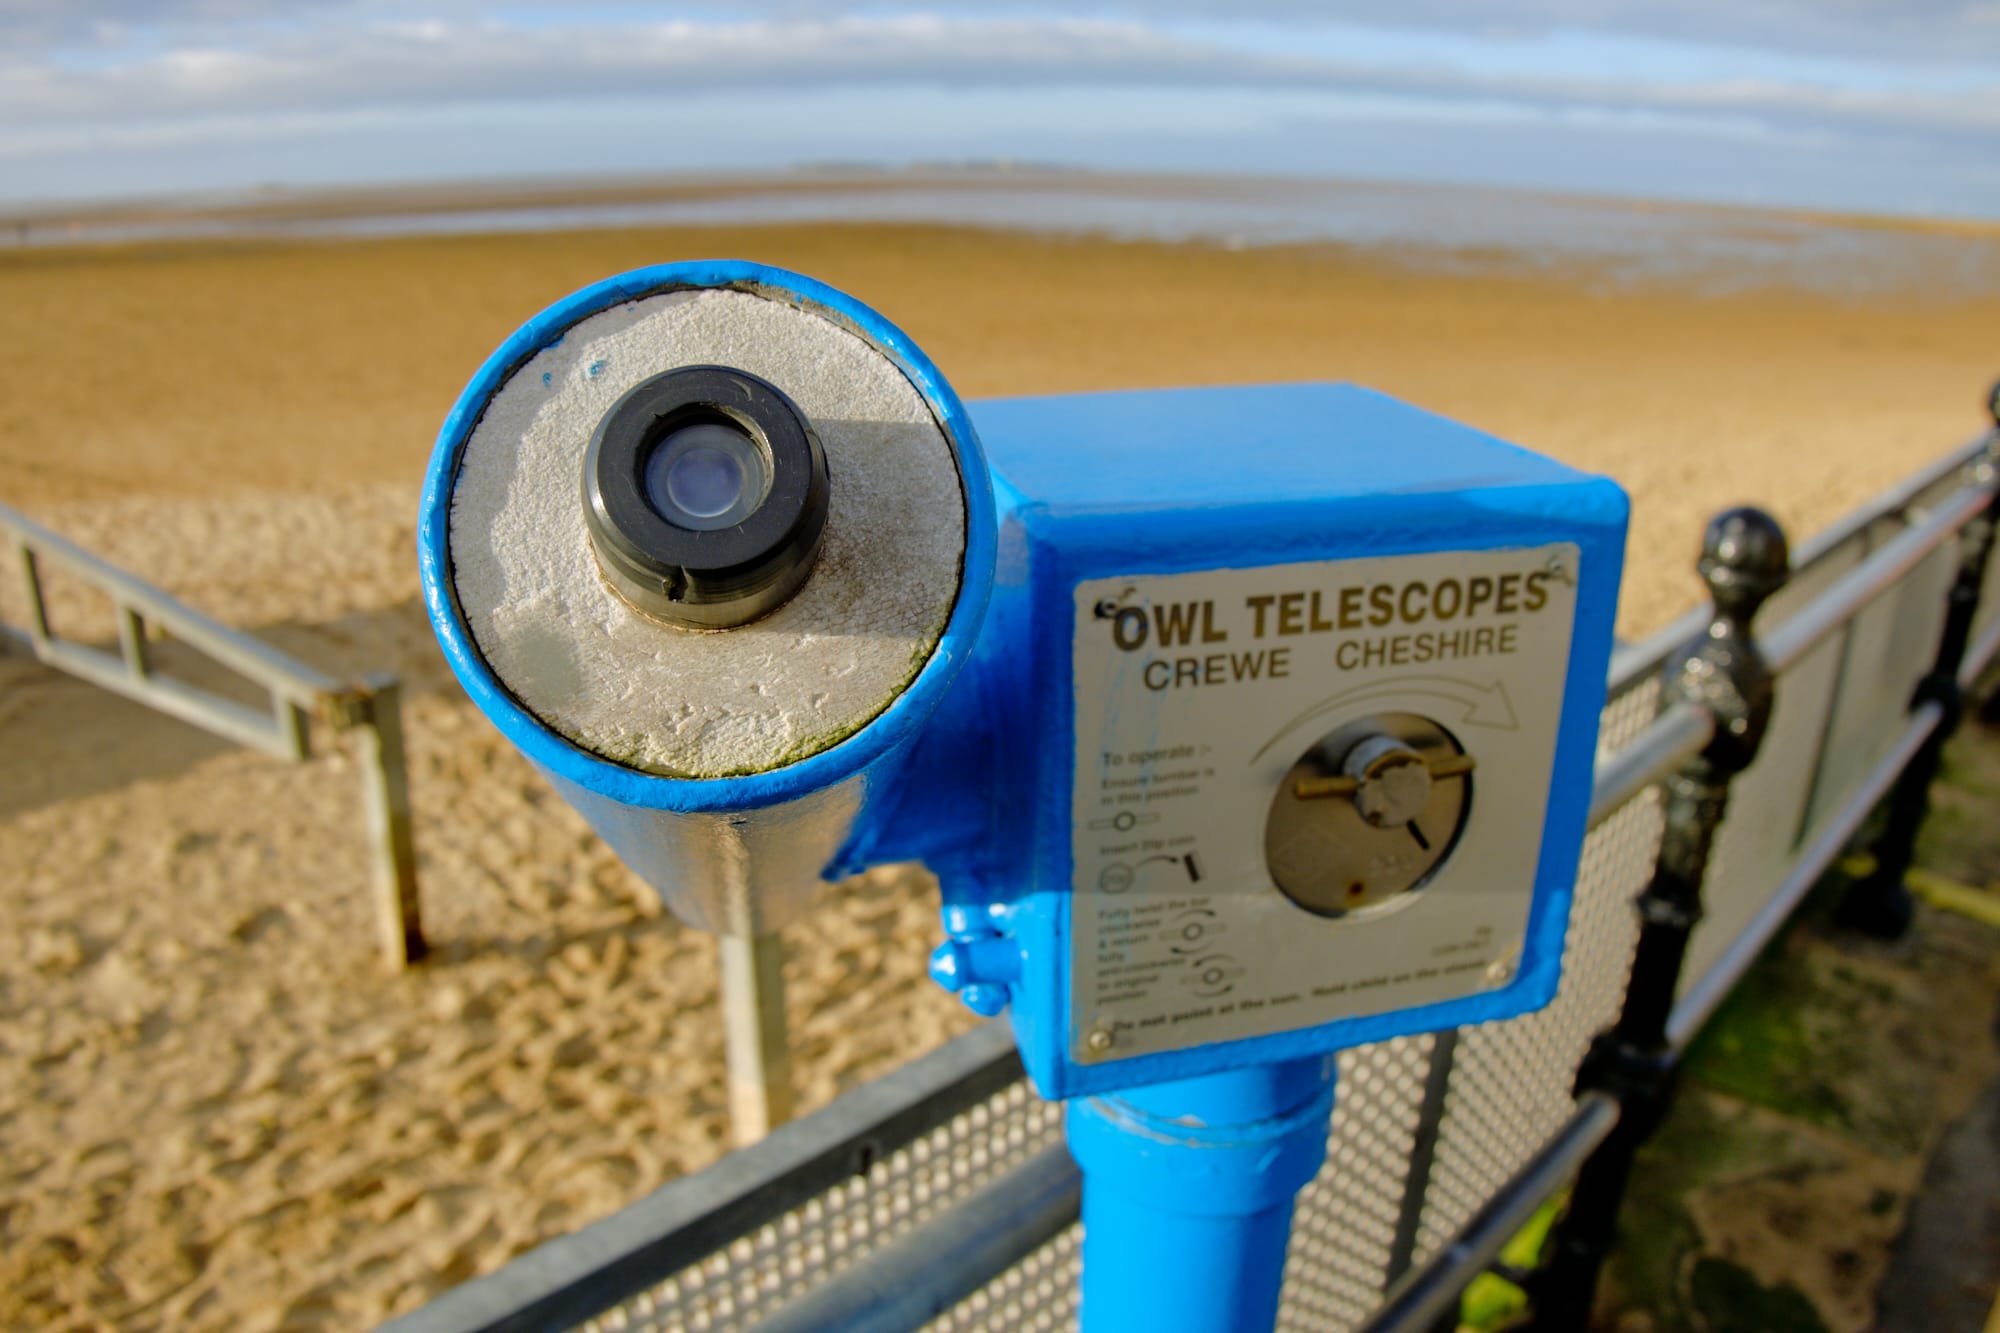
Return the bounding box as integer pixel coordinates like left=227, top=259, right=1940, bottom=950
left=448, top=286, right=966, bottom=778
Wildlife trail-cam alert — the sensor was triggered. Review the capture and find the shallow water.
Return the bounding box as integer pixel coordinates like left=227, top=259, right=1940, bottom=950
left=11, top=172, right=2000, bottom=299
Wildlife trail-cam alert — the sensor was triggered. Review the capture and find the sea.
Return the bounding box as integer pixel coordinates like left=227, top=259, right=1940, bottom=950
left=8, top=169, right=1998, bottom=299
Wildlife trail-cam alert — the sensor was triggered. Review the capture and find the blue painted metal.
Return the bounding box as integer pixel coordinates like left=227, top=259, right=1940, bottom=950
left=416, top=261, right=998, bottom=931
left=425, top=275, right=1625, bottom=1333
left=425, top=274, right=1618, bottom=986
left=1067, top=1056, right=1339, bottom=1331
left=870, top=383, right=1629, bottom=1100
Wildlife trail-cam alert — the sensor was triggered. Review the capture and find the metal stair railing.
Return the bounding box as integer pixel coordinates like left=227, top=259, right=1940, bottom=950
left=1, top=500, right=425, bottom=968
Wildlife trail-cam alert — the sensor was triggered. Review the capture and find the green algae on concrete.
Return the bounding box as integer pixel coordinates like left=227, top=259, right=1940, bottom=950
left=1583, top=705, right=2000, bottom=1333
left=1683, top=902, right=1934, bottom=1158
left=1686, top=1256, right=1831, bottom=1333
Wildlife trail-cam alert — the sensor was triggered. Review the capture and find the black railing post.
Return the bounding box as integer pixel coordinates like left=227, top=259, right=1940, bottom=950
left=1840, top=385, right=2000, bottom=938
left=1525, top=507, right=1790, bottom=1332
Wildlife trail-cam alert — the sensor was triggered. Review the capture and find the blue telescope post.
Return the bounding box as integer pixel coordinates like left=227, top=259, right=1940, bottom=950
left=1068, top=1058, right=1338, bottom=1330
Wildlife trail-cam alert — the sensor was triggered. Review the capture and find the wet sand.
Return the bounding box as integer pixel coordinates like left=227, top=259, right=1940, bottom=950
left=2, top=219, right=1998, bottom=1330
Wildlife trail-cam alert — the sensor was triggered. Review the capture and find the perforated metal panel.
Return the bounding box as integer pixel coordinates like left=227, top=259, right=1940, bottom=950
left=1278, top=1037, right=1439, bottom=1329
left=576, top=1080, right=1064, bottom=1333
left=926, top=1226, right=1083, bottom=1333
left=1804, top=520, right=1956, bottom=830
left=1408, top=674, right=1663, bottom=1270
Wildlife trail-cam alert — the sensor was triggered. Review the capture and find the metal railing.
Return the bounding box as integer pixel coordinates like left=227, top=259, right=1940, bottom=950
left=1, top=500, right=426, bottom=969
left=387, top=1022, right=1043, bottom=1332
left=382, top=419, right=2000, bottom=1332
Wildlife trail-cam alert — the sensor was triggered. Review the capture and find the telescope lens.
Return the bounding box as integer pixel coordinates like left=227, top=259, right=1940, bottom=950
left=583, top=365, right=830, bottom=629
left=645, top=420, right=768, bottom=529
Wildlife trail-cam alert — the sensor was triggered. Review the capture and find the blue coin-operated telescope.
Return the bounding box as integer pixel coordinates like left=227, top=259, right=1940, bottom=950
left=420, top=262, right=1627, bottom=1332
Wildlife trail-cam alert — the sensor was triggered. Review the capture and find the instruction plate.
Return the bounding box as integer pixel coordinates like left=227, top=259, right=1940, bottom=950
left=1069, top=544, right=1580, bottom=1063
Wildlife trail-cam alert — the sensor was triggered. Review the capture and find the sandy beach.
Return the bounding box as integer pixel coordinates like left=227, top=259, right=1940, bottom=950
left=4, top=211, right=2000, bottom=1330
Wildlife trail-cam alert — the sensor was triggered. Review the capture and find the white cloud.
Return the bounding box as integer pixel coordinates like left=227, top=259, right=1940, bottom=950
left=11, top=0, right=2000, bottom=63
left=1, top=12, right=1993, bottom=155
left=710, top=1, right=2000, bottom=63
left=1, top=17, right=1244, bottom=123
left=2, top=7, right=1996, bottom=215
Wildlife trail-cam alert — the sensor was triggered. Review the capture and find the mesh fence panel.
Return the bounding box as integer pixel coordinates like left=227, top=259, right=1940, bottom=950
left=1278, top=1036, right=1439, bottom=1329
left=576, top=1079, right=1064, bottom=1333
left=925, top=1225, right=1083, bottom=1333
left=1407, top=675, right=1661, bottom=1270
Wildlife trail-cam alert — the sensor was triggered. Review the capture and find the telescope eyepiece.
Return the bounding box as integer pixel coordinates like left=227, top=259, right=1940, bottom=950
left=646, top=419, right=769, bottom=529
left=583, top=365, right=830, bottom=629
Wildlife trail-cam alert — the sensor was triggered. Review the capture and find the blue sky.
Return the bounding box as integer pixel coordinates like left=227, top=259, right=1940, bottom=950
left=4, top=2, right=2000, bottom=217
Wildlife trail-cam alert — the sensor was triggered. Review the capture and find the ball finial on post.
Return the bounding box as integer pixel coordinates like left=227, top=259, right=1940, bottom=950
left=1674, top=505, right=1790, bottom=770
left=1697, top=506, right=1789, bottom=629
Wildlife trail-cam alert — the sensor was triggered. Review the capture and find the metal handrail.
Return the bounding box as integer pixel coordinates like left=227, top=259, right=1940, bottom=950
left=9, top=505, right=338, bottom=696
left=380, top=1023, right=1032, bottom=1333
left=7, top=501, right=334, bottom=757
left=1787, top=430, right=1993, bottom=574
left=1, top=500, right=425, bottom=968
left=1602, top=430, right=1993, bottom=697
left=1358, top=1095, right=1622, bottom=1333
left=1587, top=701, right=1711, bottom=829
left=1586, top=454, right=1992, bottom=835
left=751, top=1144, right=1081, bottom=1333
left=1762, top=481, right=1992, bottom=676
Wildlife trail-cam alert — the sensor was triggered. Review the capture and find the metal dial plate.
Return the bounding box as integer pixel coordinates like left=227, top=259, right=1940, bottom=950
left=1265, top=712, right=1472, bottom=917
left=1067, top=543, right=1581, bottom=1065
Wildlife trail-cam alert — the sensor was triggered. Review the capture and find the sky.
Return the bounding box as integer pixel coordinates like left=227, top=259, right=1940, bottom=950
left=4, top=2, right=2000, bottom=218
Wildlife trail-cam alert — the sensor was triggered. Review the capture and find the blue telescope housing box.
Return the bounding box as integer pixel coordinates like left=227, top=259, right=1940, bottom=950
left=878, top=383, right=1628, bottom=1101
left=420, top=263, right=1626, bottom=1108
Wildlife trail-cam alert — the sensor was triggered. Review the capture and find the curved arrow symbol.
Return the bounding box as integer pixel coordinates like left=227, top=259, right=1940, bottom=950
left=1253, top=675, right=1518, bottom=762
